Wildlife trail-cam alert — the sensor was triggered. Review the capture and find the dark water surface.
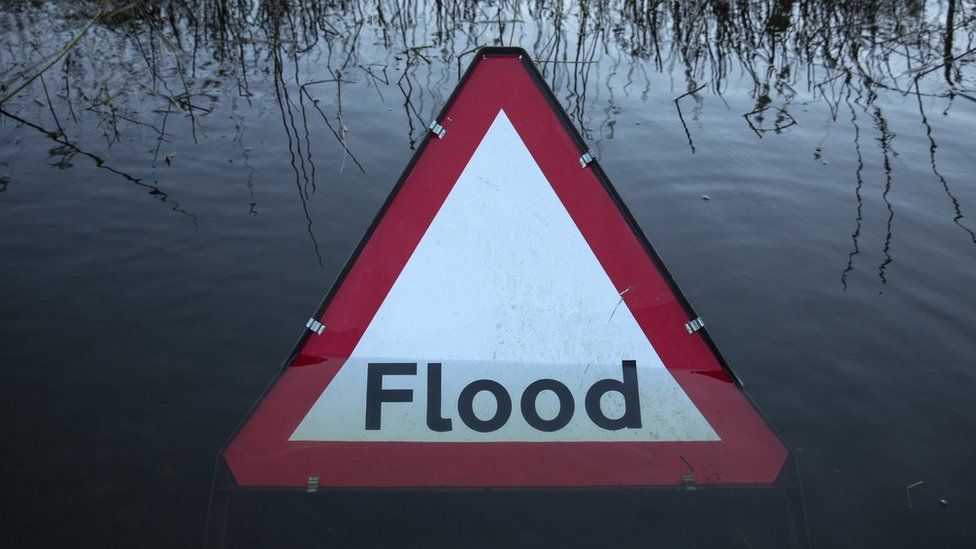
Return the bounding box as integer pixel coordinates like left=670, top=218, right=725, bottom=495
left=2, top=1, right=975, bottom=547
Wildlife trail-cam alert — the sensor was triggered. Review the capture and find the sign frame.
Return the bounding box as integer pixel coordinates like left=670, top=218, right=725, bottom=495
left=207, top=45, right=807, bottom=546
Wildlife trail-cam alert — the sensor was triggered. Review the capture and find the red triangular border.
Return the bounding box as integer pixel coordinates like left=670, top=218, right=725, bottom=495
left=222, top=49, right=788, bottom=488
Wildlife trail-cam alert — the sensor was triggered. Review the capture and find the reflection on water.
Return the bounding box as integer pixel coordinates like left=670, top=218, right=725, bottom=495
left=872, top=106, right=895, bottom=289
left=1, top=1, right=973, bottom=278
left=915, top=80, right=976, bottom=244
left=841, top=88, right=864, bottom=291
left=0, top=105, right=201, bottom=228
left=1, top=1, right=975, bottom=547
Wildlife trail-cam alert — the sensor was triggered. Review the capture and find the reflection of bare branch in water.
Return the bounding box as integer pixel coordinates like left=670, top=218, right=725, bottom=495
left=914, top=81, right=976, bottom=245
left=1, top=0, right=975, bottom=281
left=397, top=48, right=432, bottom=150
left=325, top=20, right=365, bottom=174
left=872, top=106, right=896, bottom=290
left=38, top=74, right=64, bottom=137
left=292, top=47, right=317, bottom=197
left=268, top=5, right=322, bottom=268
left=300, top=86, right=367, bottom=175
left=568, top=6, right=599, bottom=140
left=842, top=83, right=866, bottom=291
left=0, top=107, right=198, bottom=229
left=231, top=96, right=257, bottom=216
left=673, top=82, right=706, bottom=153
left=143, top=13, right=199, bottom=144
left=360, top=62, right=389, bottom=101
left=743, top=105, right=798, bottom=138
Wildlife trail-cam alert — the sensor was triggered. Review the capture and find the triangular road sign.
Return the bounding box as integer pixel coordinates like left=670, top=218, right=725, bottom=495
left=222, top=48, right=788, bottom=489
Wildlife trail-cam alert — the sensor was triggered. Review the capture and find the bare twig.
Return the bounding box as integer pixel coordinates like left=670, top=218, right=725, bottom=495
left=912, top=46, right=976, bottom=82
left=0, top=4, right=106, bottom=105
left=906, top=481, right=923, bottom=509
left=300, top=86, right=367, bottom=174
left=673, top=82, right=707, bottom=153
left=743, top=106, right=797, bottom=138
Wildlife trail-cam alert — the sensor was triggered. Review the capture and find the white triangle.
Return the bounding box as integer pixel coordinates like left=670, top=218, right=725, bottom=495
left=291, top=110, right=718, bottom=442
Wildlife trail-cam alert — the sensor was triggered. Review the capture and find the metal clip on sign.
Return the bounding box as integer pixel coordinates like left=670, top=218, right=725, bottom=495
left=578, top=149, right=596, bottom=167
left=429, top=120, right=446, bottom=139
left=306, top=318, right=325, bottom=336
left=306, top=475, right=319, bottom=494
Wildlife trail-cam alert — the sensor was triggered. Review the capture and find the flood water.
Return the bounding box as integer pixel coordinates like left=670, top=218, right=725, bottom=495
left=1, top=1, right=975, bottom=547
